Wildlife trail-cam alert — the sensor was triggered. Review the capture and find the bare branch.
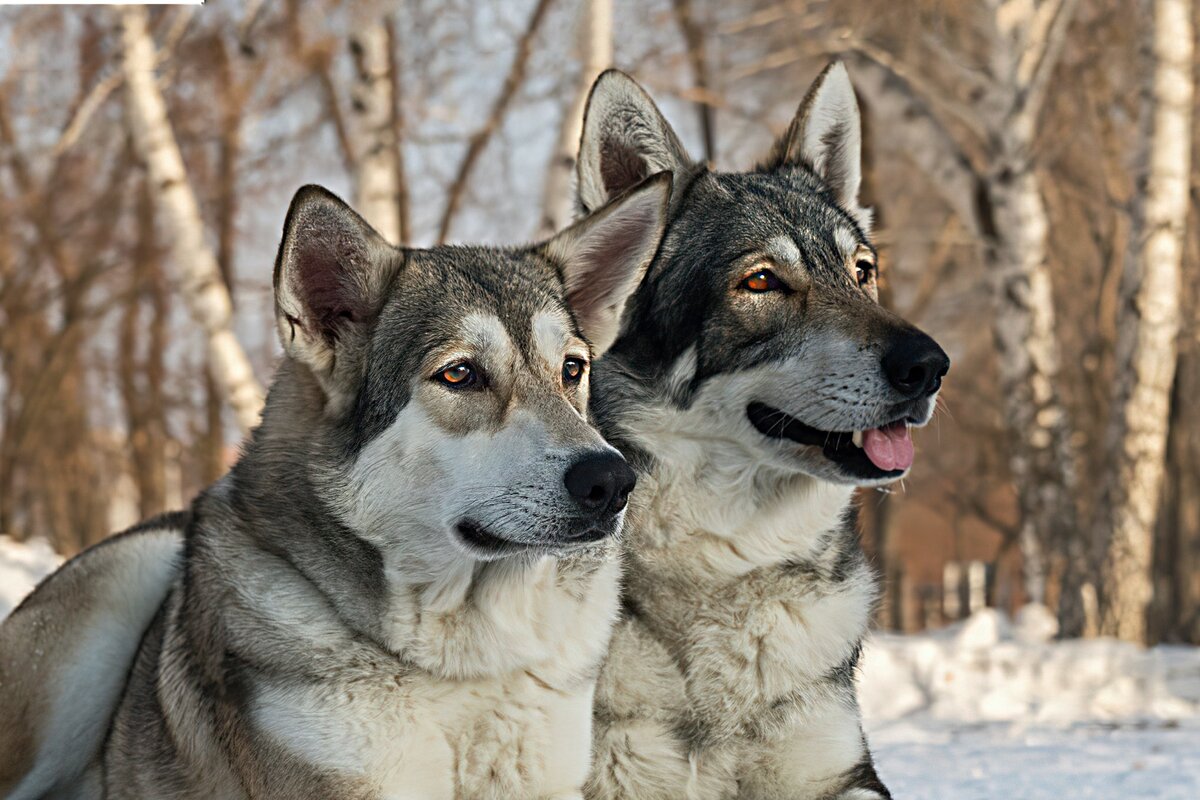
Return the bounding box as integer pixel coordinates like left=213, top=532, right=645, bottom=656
left=671, top=0, right=715, bottom=162
left=120, top=5, right=265, bottom=434
left=53, top=70, right=123, bottom=157
left=285, top=0, right=356, bottom=175
left=841, top=33, right=989, bottom=143
left=437, top=0, right=555, bottom=243
left=846, top=54, right=984, bottom=237
left=1016, top=0, right=1082, bottom=127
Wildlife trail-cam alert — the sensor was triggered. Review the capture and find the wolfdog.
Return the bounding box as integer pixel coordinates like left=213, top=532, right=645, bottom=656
left=0, top=176, right=671, bottom=799
left=575, top=64, right=948, bottom=799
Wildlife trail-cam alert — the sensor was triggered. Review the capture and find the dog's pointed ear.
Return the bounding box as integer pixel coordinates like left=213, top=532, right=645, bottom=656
left=273, top=185, right=400, bottom=397
left=764, top=62, right=871, bottom=231
left=544, top=172, right=671, bottom=355
left=576, top=70, right=691, bottom=215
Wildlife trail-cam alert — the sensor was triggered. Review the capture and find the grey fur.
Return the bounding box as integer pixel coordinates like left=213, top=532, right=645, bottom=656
left=1, top=178, right=671, bottom=799
left=577, top=65, right=948, bottom=799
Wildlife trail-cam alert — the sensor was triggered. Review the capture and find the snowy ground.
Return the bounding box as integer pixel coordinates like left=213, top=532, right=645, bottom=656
left=0, top=535, right=60, bottom=617
left=860, top=608, right=1200, bottom=798
left=2, top=536, right=1198, bottom=798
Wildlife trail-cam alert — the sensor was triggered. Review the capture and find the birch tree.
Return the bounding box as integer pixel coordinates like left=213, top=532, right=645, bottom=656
left=1098, top=0, right=1194, bottom=644
left=120, top=6, right=264, bottom=435
left=842, top=0, right=1083, bottom=620
left=539, top=0, right=612, bottom=235
left=349, top=20, right=404, bottom=244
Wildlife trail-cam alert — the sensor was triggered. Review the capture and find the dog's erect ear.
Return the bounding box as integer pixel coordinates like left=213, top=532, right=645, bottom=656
left=274, top=185, right=399, bottom=397
left=544, top=172, right=671, bottom=355
left=764, top=62, right=871, bottom=231
left=576, top=70, right=691, bottom=214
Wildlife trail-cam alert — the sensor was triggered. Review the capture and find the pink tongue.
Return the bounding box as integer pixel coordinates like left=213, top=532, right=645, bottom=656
left=861, top=422, right=914, bottom=471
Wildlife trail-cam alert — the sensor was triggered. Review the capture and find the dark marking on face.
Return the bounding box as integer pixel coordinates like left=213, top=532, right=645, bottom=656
left=600, top=165, right=883, bottom=400
left=347, top=245, right=581, bottom=450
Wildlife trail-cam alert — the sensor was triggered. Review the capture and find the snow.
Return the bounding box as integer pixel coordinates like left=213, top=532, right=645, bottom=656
left=861, top=607, right=1200, bottom=798
left=1, top=541, right=1198, bottom=797
left=0, top=535, right=61, bottom=618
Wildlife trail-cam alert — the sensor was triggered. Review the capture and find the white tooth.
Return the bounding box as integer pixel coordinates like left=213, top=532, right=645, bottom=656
left=851, top=430, right=863, bottom=448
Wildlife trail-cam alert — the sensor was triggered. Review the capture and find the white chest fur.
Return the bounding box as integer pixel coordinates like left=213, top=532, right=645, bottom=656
left=624, top=465, right=874, bottom=739
left=255, top=555, right=619, bottom=799
left=255, top=667, right=595, bottom=799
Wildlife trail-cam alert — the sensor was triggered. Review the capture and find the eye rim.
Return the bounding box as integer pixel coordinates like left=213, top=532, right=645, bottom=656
left=739, top=267, right=790, bottom=294
left=434, top=362, right=480, bottom=389
left=853, top=246, right=877, bottom=288
left=854, top=259, right=875, bottom=287
left=562, top=356, right=587, bottom=384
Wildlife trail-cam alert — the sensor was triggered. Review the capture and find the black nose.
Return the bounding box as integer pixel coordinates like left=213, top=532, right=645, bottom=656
left=882, top=331, right=950, bottom=398
left=564, top=451, right=637, bottom=515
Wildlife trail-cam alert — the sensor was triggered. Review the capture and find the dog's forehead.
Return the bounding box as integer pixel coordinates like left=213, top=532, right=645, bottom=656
left=615, top=168, right=878, bottom=374
left=374, top=247, right=580, bottom=376
left=657, top=172, right=859, bottom=293
left=719, top=171, right=865, bottom=270
left=384, top=246, right=572, bottom=348
left=353, top=247, right=577, bottom=446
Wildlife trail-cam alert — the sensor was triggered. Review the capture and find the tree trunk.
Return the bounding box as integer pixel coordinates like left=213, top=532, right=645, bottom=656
left=671, top=0, right=714, bottom=162
left=982, top=151, right=1079, bottom=609
left=350, top=21, right=402, bottom=244
left=120, top=172, right=168, bottom=518
left=539, top=0, right=612, bottom=236
left=847, top=26, right=1085, bottom=621
left=203, top=35, right=243, bottom=484
left=386, top=17, right=410, bottom=246
left=981, top=0, right=1085, bottom=629
left=1150, top=360, right=1194, bottom=642
left=120, top=5, right=264, bottom=435
left=1099, top=0, right=1193, bottom=644
left=1155, top=314, right=1200, bottom=642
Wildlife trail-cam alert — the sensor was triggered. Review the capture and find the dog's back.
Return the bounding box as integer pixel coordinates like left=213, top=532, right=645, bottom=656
left=0, top=515, right=184, bottom=799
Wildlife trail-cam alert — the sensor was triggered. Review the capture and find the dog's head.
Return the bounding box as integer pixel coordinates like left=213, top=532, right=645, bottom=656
left=577, top=63, right=948, bottom=486
left=268, top=177, right=669, bottom=566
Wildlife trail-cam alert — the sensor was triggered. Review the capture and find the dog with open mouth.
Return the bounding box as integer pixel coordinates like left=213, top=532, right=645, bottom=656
left=0, top=176, right=670, bottom=799
left=575, top=63, right=948, bottom=799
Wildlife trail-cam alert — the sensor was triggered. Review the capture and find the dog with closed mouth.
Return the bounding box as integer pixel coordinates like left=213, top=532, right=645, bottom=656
left=576, top=64, right=948, bottom=799
left=0, top=175, right=670, bottom=799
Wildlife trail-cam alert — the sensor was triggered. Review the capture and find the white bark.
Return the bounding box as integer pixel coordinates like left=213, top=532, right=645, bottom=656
left=539, top=0, right=612, bottom=235
left=120, top=6, right=264, bottom=435
left=1100, top=0, right=1193, bottom=644
left=851, top=2, right=1081, bottom=609
left=349, top=22, right=402, bottom=244
left=986, top=154, right=1075, bottom=607
left=982, top=0, right=1081, bottom=609
left=847, top=58, right=982, bottom=238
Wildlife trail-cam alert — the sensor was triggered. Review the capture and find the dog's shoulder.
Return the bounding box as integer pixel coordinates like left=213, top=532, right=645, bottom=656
left=0, top=516, right=185, bottom=799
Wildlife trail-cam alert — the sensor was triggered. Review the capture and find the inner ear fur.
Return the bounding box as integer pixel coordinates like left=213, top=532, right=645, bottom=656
left=576, top=70, right=691, bottom=214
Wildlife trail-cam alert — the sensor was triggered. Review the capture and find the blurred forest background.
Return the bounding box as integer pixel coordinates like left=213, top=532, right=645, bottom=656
left=0, top=0, right=1196, bottom=646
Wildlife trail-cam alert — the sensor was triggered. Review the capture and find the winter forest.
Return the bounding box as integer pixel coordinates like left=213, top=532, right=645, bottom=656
left=0, top=1, right=1199, bottom=796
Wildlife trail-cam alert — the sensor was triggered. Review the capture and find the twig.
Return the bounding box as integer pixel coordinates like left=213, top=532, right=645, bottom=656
left=437, top=0, right=555, bottom=243
left=671, top=0, right=715, bottom=162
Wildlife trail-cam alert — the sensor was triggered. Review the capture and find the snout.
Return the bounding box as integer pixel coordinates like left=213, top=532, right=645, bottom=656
left=564, top=451, right=637, bottom=518
left=882, top=330, right=949, bottom=399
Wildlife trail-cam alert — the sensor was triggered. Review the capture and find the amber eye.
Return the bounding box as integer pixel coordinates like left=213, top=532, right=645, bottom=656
left=563, top=357, right=586, bottom=384
left=740, top=268, right=787, bottom=293
left=855, top=259, right=874, bottom=287
left=436, top=363, right=477, bottom=388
